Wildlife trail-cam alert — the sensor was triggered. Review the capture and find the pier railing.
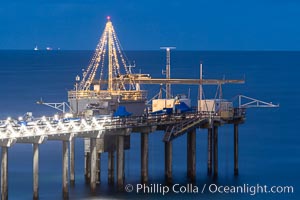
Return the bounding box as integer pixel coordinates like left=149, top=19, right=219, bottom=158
left=68, top=90, right=147, bottom=101
left=0, top=110, right=245, bottom=141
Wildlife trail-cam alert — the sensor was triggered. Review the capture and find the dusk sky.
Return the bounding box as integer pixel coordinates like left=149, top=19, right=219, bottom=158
left=1, top=0, right=300, bottom=50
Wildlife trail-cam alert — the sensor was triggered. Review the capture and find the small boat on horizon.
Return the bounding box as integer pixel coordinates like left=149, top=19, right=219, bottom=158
left=34, top=46, right=38, bottom=51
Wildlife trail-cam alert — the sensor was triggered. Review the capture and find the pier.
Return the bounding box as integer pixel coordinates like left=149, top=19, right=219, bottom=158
left=0, top=17, right=279, bottom=199
left=0, top=110, right=246, bottom=199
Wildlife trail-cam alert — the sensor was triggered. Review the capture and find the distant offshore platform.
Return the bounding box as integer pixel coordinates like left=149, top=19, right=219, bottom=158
left=34, top=45, right=59, bottom=51
left=0, top=17, right=278, bottom=200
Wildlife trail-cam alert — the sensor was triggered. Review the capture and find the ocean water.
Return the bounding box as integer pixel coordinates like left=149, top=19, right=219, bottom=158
left=0, top=50, right=299, bottom=200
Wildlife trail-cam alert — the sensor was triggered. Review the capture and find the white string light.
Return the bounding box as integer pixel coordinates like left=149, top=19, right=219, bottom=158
left=77, top=17, right=134, bottom=92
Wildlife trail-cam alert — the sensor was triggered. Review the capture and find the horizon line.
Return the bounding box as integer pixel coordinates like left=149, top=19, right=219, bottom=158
left=1, top=49, right=300, bottom=52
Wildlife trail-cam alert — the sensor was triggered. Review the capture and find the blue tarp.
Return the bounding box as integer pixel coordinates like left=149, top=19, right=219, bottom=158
left=113, top=106, right=132, bottom=117
left=174, top=102, right=191, bottom=113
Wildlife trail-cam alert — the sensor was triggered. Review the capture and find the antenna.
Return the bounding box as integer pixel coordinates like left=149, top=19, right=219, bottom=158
left=160, top=47, right=176, bottom=99
left=126, top=63, right=135, bottom=74
left=198, top=63, right=203, bottom=110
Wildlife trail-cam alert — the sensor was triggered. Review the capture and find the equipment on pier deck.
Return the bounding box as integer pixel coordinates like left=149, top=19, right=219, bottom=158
left=198, top=99, right=234, bottom=119
left=152, top=94, right=192, bottom=114
left=234, top=95, right=279, bottom=108
left=37, top=99, right=72, bottom=113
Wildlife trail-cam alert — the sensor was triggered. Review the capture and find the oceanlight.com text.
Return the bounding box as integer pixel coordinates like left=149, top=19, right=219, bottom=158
left=208, top=183, right=294, bottom=195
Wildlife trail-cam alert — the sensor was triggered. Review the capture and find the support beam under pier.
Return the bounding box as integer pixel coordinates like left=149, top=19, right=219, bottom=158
left=164, top=141, right=172, bottom=184
left=213, top=126, right=218, bottom=179
left=187, top=129, right=196, bottom=182
left=62, top=141, right=69, bottom=199
left=70, top=138, right=75, bottom=185
left=108, top=151, right=115, bottom=185
left=117, top=135, right=125, bottom=191
left=33, top=144, right=39, bottom=200
left=234, top=124, right=239, bottom=176
left=1, top=147, right=8, bottom=200
left=207, top=128, right=213, bottom=176
left=141, top=132, right=149, bottom=184
left=90, top=138, right=97, bottom=193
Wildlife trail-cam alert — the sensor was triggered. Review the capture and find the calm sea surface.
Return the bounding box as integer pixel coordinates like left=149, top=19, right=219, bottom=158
left=0, top=50, right=299, bottom=199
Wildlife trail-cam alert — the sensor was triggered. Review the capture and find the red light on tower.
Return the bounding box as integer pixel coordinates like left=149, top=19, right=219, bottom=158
left=107, top=16, right=111, bottom=21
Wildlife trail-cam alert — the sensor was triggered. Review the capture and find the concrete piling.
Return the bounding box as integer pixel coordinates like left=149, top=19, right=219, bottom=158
left=96, top=153, right=101, bottom=184
left=1, top=147, right=8, bottom=200
left=207, top=128, right=213, bottom=176
left=33, top=144, right=39, bottom=200
left=70, top=138, right=75, bottom=185
left=213, top=126, right=218, bottom=178
left=164, top=141, right=172, bottom=184
left=62, top=141, right=69, bottom=199
left=187, top=132, right=191, bottom=178
left=108, top=151, right=115, bottom=184
left=187, top=129, right=196, bottom=181
left=234, top=124, right=239, bottom=176
left=141, top=132, right=149, bottom=184
left=117, top=135, right=125, bottom=191
left=90, top=138, right=97, bottom=192
left=85, top=152, right=91, bottom=183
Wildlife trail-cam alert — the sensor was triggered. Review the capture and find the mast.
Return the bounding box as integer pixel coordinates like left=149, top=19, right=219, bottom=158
left=78, top=16, right=132, bottom=92
left=161, top=47, right=175, bottom=99
left=107, top=16, right=113, bottom=92
left=166, top=48, right=170, bottom=98
left=199, top=63, right=203, bottom=111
